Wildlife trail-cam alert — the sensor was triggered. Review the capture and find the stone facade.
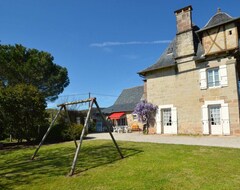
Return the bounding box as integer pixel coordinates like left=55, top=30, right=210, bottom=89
left=175, top=6, right=193, bottom=33
left=126, top=112, right=143, bottom=131
left=139, top=6, right=240, bottom=135
left=146, top=57, right=240, bottom=135
left=175, top=6, right=195, bottom=58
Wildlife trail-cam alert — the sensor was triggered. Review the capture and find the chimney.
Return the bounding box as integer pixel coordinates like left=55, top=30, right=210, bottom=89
left=174, top=5, right=195, bottom=59
left=174, top=5, right=193, bottom=34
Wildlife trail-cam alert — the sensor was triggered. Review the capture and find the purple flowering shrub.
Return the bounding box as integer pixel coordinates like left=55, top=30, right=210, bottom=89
left=133, top=100, right=158, bottom=133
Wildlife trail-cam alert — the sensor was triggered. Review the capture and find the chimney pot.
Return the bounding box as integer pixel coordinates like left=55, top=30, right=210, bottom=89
left=175, top=5, right=193, bottom=33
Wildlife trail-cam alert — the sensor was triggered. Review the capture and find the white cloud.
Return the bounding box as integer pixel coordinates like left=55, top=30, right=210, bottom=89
left=90, top=40, right=171, bottom=47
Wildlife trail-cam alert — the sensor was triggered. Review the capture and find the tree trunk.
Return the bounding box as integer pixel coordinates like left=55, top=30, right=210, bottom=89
left=143, top=122, right=149, bottom=134
left=146, top=120, right=149, bottom=134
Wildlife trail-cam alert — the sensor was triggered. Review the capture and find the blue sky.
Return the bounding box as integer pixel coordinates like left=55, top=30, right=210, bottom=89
left=1, top=0, right=240, bottom=109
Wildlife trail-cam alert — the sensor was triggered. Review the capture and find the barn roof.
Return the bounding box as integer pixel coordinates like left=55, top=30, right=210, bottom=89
left=103, top=86, right=144, bottom=113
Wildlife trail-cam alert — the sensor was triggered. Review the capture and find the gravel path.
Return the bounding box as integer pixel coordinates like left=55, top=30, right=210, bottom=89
left=87, top=132, right=240, bottom=149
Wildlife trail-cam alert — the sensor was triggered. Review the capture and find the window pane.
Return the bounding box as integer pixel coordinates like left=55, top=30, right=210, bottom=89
left=214, top=69, right=220, bottom=86
left=132, top=114, right=138, bottom=121
left=214, top=69, right=219, bottom=77
left=208, top=70, right=213, bottom=87
left=162, top=109, right=172, bottom=126
left=209, top=106, right=221, bottom=125
left=208, top=68, right=220, bottom=87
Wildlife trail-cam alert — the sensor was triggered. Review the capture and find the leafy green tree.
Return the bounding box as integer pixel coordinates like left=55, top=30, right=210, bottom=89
left=0, top=113, right=5, bottom=140
left=0, top=44, right=69, bottom=101
left=0, top=84, right=4, bottom=140
left=0, top=84, right=49, bottom=142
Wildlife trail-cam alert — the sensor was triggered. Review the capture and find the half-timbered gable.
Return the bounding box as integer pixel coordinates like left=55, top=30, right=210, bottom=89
left=198, top=9, right=239, bottom=56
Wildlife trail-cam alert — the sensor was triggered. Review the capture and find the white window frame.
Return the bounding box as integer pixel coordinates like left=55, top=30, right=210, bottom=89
left=156, top=105, right=177, bottom=134
left=201, top=100, right=230, bottom=135
left=199, top=64, right=228, bottom=90
left=209, top=105, right=221, bottom=126
left=207, top=67, right=220, bottom=88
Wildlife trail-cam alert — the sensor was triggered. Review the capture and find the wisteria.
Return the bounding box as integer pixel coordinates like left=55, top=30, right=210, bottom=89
left=133, top=100, right=158, bottom=133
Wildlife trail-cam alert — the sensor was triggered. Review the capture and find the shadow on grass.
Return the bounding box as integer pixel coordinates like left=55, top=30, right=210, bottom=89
left=0, top=141, right=142, bottom=189
left=83, top=136, right=96, bottom=140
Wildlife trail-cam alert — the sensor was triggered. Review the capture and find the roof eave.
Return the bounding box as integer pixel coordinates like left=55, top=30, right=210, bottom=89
left=138, top=64, right=175, bottom=76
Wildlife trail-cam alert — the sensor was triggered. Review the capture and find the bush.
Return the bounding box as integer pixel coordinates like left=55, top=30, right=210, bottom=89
left=38, top=110, right=88, bottom=143
left=41, top=124, right=67, bottom=143
left=88, top=121, right=96, bottom=133
left=66, top=124, right=85, bottom=140
left=39, top=123, right=85, bottom=144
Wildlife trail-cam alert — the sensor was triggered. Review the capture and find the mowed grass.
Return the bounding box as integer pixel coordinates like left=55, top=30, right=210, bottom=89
left=1, top=140, right=240, bottom=190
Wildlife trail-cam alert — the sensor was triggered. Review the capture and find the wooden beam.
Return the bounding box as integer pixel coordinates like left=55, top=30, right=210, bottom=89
left=31, top=106, right=63, bottom=160
left=206, top=27, right=223, bottom=54
left=223, top=25, right=227, bottom=50
left=94, top=99, right=124, bottom=159
left=57, top=98, right=94, bottom=107
left=32, top=97, right=123, bottom=176
left=69, top=98, right=95, bottom=176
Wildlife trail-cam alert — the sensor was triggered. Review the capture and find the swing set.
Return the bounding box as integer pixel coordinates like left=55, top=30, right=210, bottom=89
left=31, top=97, right=124, bottom=176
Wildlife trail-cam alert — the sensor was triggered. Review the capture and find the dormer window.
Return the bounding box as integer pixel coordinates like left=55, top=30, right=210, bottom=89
left=167, top=46, right=173, bottom=54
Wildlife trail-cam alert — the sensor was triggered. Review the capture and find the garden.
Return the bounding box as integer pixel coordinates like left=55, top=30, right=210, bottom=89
left=1, top=139, right=240, bottom=190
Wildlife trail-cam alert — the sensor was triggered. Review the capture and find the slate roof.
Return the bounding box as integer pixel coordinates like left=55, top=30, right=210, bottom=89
left=198, top=10, right=240, bottom=33
left=138, top=9, right=240, bottom=76
left=138, top=39, right=176, bottom=75
left=103, top=86, right=144, bottom=114
left=138, top=32, right=204, bottom=76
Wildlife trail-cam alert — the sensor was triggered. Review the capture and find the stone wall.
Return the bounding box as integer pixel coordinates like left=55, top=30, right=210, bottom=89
left=145, top=57, right=240, bottom=135
left=175, top=6, right=192, bottom=33
left=126, top=112, right=143, bottom=131
left=176, top=31, right=195, bottom=58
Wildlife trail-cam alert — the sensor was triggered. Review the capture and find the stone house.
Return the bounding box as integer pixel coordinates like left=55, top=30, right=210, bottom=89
left=103, top=86, right=144, bottom=131
left=138, top=6, right=240, bottom=135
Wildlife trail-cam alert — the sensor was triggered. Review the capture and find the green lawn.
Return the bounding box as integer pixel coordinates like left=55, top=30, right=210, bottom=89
left=1, top=140, right=240, bottom=190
